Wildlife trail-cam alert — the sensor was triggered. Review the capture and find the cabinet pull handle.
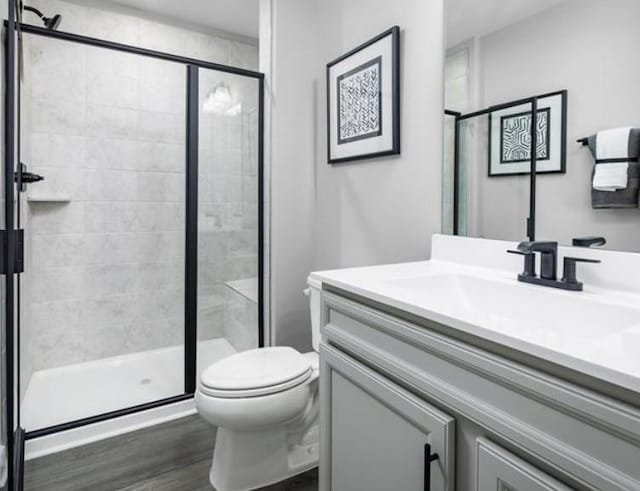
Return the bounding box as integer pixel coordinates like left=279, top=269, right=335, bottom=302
left=424, top=443, right=439, bottom=491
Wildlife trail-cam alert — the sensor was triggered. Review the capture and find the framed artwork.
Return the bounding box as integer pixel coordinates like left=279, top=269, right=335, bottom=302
left=326, top=26, right=400, bottom=164
left=488, top=90, right=567, bottom=176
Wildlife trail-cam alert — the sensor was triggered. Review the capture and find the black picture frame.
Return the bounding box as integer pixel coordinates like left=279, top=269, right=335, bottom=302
left=488, top=90, right=567, bottom=177
left=326, top=26, right=400, bottom=164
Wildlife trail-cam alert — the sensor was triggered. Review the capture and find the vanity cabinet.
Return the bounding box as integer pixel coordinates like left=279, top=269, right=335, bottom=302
left=318, top=288, right=640, bottom=491
left=320, top=344, right=455, bottom=491
left=476, top=438, right=572, bottom=491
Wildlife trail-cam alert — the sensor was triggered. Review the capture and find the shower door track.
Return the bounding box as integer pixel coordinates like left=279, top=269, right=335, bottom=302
left=3, top=14, right=266, bottom=449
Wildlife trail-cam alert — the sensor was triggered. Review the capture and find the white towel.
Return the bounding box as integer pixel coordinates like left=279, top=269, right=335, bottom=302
left=593, top=127, right=632, bottom=191
left=596, top=127, right=632, bottom=160
left=593, top=162, right=629, bottom=191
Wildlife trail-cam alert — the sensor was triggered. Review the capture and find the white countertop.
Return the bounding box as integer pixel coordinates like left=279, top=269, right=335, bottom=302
left=311, top=235, right=640, bottom=395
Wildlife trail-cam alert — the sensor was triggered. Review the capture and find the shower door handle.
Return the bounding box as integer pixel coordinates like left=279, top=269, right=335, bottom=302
left=15, top=162, right=44, bottom=192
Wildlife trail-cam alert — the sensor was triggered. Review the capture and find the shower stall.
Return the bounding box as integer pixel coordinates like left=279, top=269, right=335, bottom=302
left=2, top=0, right=265, bottom=486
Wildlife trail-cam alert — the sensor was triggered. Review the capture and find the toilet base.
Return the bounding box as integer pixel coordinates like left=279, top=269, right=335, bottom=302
left=210, top=424, right=319, bottom=491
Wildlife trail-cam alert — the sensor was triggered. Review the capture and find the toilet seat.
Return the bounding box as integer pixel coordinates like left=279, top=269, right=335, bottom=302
left=200, top=347, right=312, bottom=399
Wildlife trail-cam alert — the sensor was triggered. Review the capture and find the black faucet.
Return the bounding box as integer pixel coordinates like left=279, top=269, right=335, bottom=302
left=516, top=241, right=558, bottom=280
left=507, top=241, right=600, bottom=291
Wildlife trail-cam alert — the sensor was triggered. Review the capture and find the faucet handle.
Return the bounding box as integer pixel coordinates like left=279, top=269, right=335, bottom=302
left=561, top=257, right=601, bottom=291
left=563, top=257, right=601, bottom=263
left=507, top=249, right=536, bottom=278
left=572, top=236, right=606, bottom=248
left=507, top=249, right=533, bottom=256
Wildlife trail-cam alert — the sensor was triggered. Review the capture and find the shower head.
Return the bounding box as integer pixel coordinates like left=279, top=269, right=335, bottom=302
left=43, top=13, right=62, bottom=30
left=23, top=5, right=62, bottom=30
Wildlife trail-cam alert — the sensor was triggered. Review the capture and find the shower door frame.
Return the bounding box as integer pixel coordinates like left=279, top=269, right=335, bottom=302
left=4, top=1, right=21, bottom=489
left=3, top=5, right=265, bottom=460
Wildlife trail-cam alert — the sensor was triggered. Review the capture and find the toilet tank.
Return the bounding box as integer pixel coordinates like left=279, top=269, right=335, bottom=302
left=305, top=276, right=323, bottom=352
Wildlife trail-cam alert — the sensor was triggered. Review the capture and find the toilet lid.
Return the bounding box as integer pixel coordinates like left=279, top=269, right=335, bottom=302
left=200, top=347, right=312, bottom=393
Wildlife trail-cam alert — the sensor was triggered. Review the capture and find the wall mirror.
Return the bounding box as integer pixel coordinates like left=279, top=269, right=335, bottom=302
left=443, top=0, right=640, bottom=253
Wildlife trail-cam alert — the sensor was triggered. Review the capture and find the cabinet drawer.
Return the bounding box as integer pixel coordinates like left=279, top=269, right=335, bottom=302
left=320, top=344, right=455, bottom=491
left=477, top=438, right=572, bottom=491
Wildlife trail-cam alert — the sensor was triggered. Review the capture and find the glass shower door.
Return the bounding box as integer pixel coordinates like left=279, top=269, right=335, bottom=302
left=19, top=34, right=188, bottom=432
left=196, top=68, right=261, bottom=378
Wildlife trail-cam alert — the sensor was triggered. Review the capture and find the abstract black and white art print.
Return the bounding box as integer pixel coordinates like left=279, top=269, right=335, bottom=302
left=500, top=108, right=550, bottom=163
left=337, top=57, right=382, bottom=144
left=489, top=91, right=567, bottom=176
left=327, top=27, right=399, bottom=163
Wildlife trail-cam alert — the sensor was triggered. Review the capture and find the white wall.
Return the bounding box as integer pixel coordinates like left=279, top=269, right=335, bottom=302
left=314, top=0, right=445, bottom=269
left=473, top=0, right=640, bottom=250
left=268, top=0, right=445, bottom=349
left=267, top=0, right=321, bottom=350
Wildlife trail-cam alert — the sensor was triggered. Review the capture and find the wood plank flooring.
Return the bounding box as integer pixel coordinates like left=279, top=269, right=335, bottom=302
left=24, top=415, right=318, bottom=491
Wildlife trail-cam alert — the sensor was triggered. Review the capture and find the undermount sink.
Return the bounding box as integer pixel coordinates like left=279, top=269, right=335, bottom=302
left=383, top=273, right=640, bottom=340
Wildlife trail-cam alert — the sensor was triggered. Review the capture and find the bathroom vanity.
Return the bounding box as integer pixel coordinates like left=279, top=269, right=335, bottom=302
left=313, top=235, right=640, bottom=491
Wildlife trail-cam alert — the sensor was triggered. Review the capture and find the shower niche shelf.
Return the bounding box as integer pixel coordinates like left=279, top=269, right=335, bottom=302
left=26, top=194, right=71, bottom=203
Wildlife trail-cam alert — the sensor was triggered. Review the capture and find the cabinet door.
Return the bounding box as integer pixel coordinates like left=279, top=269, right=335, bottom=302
left=320, top=344, right=455, bottom=491
left=476, top=438, right=573, bottom=491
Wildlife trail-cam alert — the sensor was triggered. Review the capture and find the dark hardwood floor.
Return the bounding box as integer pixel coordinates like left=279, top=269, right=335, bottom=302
left=24, top=415, right=318, bottom=491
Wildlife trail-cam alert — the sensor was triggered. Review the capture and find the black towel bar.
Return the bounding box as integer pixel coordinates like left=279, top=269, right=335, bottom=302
left=577, top=137, right=589, bottom=146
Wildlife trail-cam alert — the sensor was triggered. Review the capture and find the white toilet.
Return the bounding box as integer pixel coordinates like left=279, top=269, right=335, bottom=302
left=195, top=277, right=322, bottom=491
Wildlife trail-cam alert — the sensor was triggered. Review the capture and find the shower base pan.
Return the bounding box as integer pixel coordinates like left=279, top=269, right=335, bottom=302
left=22, top=338, right=236, bottom=459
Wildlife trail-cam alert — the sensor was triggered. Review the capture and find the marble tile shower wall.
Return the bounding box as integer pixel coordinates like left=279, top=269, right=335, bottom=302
left=23, top=0, right=258, bottom=371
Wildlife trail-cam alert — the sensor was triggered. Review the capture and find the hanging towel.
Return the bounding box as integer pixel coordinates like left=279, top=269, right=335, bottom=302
left=596, top=127, right=634, bottom=160
left=593, top=162, right=630, bottom=191
left=587, top=129, right=640, bottom=208
left=593, top=127, right=633, bottom=191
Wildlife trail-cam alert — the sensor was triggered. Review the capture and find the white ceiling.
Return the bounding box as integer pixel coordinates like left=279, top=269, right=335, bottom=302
left=105, top=0, right=260, bottom=40
left=447, top=0, right=569, bottom=48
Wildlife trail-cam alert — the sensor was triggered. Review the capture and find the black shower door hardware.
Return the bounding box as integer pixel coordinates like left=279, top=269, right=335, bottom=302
left=423, top=442, right=439, bottom=491
left=14, top=162, right=44, bottom=191
left=0, top=229, right=25, bottom=274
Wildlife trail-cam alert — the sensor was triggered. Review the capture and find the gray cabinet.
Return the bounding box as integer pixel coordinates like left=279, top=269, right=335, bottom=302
left=320, top=344, right=455, bottom=491
left=476, top=438, right=573, bottom=491
left=319, top=288, right=640, bottom=491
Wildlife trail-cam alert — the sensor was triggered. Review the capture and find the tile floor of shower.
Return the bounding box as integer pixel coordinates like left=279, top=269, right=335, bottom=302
left=22, top=337, right=236, bottom=431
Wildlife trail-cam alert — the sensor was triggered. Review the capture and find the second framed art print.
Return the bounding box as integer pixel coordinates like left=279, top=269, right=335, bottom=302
left=488, top=90, right=567, bottom=177
left=327, top=26, right=400, bottom=164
